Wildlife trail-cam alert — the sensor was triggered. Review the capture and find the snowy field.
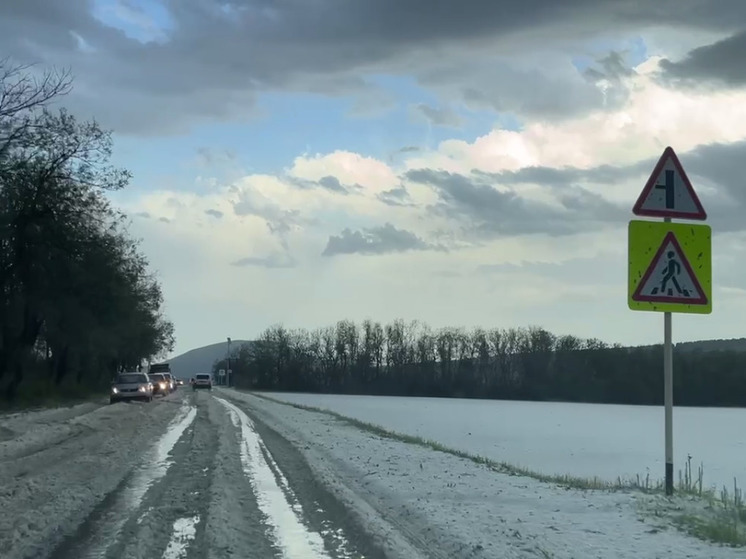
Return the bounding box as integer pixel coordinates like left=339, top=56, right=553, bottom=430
left=239, top=390, right=741, bottom=559
left=263, top=392, right=746, bottom=490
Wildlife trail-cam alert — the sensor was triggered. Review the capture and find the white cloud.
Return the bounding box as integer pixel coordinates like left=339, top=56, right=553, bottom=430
left=405, top=57, right=746, bottom=175
left=120, top=51, right=746, bottom=354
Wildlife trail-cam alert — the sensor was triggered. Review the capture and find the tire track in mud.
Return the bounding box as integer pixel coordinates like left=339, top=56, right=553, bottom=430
left=47, top=401, right=198, bottom=559
left=110, top=393, right=217, bottom=559
left=227, top=391, right=445, bottom=559
left=45, top=391, right=285, bottom=559
left=220, top=393, right=388, bottom=559
left=201, top=392, right=279, bottom=559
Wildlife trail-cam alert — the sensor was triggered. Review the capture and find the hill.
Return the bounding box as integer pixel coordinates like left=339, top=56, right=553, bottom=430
left=675, top=338, right=746, bottom=353
left=164, top=340, right=252, bottom=380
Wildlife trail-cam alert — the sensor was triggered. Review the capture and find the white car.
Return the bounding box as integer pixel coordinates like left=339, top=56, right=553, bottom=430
left=192, top=373, right=212, bottom=390
left=110, top=372, right=153, bottom=403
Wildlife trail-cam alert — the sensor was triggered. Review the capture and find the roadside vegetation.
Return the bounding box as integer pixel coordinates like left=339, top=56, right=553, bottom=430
left=0, top=60, right=174, bottom=407
left=216, top=320, right=746, bottom=407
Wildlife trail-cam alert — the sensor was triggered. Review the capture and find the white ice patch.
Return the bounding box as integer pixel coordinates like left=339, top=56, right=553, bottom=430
left=215, top=397, right=331, bottom=559
left=162, top=515, right=199, bottom=559
left=260, top=438, right=357, bottom=558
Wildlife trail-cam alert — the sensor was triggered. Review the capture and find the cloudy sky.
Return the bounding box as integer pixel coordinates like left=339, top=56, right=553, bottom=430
left=4, top=0, right=746, bottom=356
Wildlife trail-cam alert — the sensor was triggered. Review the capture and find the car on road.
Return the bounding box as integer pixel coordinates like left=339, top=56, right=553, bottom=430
left=164, top=372, right=176, bottom=391
left=110, top=372, right=153, bottom=404
left=149, top=373, right=171, bottom=396
left=193, top=373, right=212, bottom=390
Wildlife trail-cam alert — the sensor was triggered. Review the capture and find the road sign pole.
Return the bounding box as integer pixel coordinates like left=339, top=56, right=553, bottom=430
left=629, top=146, right=712, bottom=499
left=664, top=310, right=674, bottom=495
left=663, top=214, right=674, bottom=496
left=663, top=312, right=673, bottom=495
left=226, top=337, right=232, bottom=388
left=663, top=213, right=673, bottom=496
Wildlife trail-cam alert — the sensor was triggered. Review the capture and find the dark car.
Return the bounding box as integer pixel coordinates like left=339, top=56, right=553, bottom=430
left=149, top=373, right=170, bottom=396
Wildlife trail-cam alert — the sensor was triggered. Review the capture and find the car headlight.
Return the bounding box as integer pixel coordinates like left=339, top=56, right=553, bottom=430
left=138, top=385, right=146, bottom=392
left=159, top=382, right=166, bottom=389
left=112, top=387, right=118, bottom=394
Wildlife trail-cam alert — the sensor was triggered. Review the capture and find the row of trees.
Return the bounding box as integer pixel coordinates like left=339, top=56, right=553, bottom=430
left=215, top=320, right=745, bottom=407
left=0, top=61, right=174, bottom=404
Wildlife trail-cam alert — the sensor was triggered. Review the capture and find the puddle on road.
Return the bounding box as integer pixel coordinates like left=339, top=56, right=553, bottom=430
left=162, top=515, right=200, bottom=559
left=51, top=403, right=197, bottom=559
left=217, top=397, right=358, bottom=559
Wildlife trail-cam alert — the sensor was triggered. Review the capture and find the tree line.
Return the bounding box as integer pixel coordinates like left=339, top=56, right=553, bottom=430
left=0, top=61, right=174, bottom=405
left=214, top=320, right=746, bottom=407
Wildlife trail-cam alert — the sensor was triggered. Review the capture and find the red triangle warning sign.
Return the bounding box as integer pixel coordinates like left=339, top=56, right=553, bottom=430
left=633, top=146, right=707, bottom=220
left=632, top=232, right=707, bottom=305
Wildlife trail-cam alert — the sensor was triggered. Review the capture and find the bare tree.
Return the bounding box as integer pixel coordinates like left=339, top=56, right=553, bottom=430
left=0, top=59, right=72, bottom=163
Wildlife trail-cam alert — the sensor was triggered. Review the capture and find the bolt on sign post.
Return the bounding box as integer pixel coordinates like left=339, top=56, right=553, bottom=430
left=628, top=146, right=712, bottom=496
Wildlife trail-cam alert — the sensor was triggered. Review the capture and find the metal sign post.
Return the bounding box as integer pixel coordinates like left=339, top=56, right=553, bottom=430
left=628, top=146, right=711, bottom=496
left=226, top=337, right=232, bottom=387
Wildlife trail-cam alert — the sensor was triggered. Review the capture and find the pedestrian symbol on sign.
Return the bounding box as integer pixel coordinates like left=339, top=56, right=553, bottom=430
left=631, top=231, right=707, bottom=305
left=652, top=251, right=691, bottom=297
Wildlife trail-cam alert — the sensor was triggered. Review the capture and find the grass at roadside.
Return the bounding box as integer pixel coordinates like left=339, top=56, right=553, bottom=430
left=247, top=390, right=746, bottom=547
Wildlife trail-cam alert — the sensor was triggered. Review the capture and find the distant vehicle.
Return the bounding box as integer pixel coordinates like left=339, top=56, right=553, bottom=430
left=110, top=372, right=153, bottom=404
left=149, top=364, right=175, bottom=392
left=176, top=379, right=184, bottom=386
left=164, top=373, right=176, bottom=391
left=148, top=373, right=170, bottom=396
left=193, top=373, right=212, bottom=391
left=149, top=362, right=171, bottom=377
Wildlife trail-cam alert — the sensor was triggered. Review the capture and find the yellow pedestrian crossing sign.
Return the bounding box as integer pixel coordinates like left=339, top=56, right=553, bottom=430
left=628, top=220, right=711, bottom=314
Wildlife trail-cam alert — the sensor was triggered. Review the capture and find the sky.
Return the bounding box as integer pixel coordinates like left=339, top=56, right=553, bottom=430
left=3, top=0, right=746, bottom=357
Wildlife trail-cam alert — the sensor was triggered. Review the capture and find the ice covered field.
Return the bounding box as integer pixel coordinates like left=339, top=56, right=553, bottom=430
left=263, top=392, right=746, bottom=491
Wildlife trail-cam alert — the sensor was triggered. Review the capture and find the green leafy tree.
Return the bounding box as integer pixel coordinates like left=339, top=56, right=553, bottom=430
left=0, top=60, right=174, bottom=404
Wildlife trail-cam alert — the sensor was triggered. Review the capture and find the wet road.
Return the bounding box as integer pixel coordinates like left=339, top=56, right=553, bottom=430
left=0, top=389, right=386, bottom=559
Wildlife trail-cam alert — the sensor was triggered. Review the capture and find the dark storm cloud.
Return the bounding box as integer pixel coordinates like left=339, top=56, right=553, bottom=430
left=322, top=223, right=445, bottom=256
left=658, top=30, right=746, bottom=87
left=473, top=159, right=652, bottom=187
left=285, top=175, right=350, bottom=194
left=421, top=141, right=746, bottom=236
left=683, top=140, right=746, bottom=193
left=405, top=168, right=626, bottom=238
left=3, top=0, right=746, bottom=135
left=317, top=175, right=348, bottom=193
left=411, top=104, right=462, bottom=128
left=378, top=185, right=413, bottom=207
left=671, top=141, right=746, bottom=232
